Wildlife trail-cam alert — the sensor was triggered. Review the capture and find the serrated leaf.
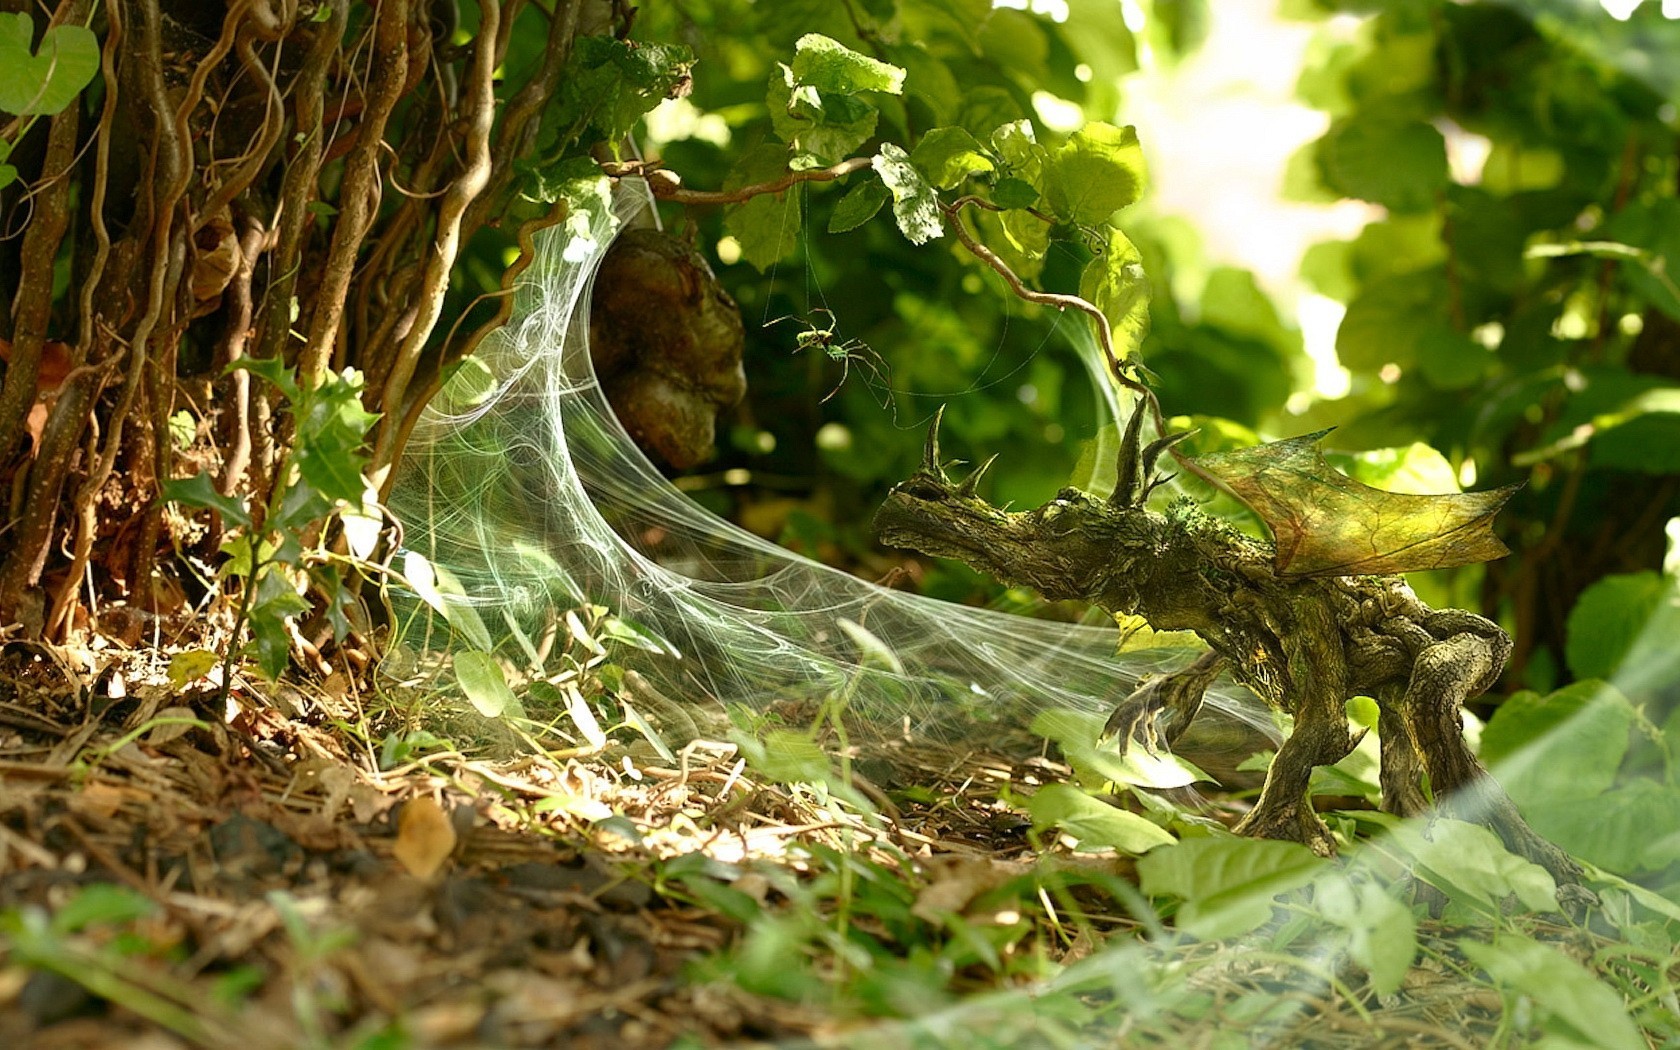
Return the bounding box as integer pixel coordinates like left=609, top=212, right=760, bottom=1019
left=1046, top=122, right=1146, bottom=225
left=0, top=14, right=99, bottom=116
left=910, top=126, right=994, bottom=189
left=828, top=178, right=889, bottom=232
left=1186, top=430, right=1518, bottom=577
left=1079, top=227, right=1150, bottom=360
left=1460, top=935, right=1645, bottom=1050
left=1026, top=783, right=1175, bottom=854
left=1137, top=837, right=1326, bottom=940
left=160, top=471, right=253, bottom=528
left=791, top=33, right=905, bottom=95
left=874, top=142, right=943, bottom=244
left=454, top=650, right=516, bottom=718
left=561, top=36, right=695, bottom=146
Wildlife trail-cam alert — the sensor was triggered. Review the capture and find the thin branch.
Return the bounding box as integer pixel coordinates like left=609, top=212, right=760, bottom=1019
left=631, top=156, right=875, bottom=205
left=297, top=0, right=410, bottom=385
left=370, top=0, right=502, bottom=487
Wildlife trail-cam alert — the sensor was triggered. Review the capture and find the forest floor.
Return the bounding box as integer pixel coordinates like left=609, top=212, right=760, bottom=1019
left=0, top=640, right=1632, bottom=1049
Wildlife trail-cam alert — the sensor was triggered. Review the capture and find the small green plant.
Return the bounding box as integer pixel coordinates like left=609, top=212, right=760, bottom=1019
left=164, top=359, right=380, bottom=685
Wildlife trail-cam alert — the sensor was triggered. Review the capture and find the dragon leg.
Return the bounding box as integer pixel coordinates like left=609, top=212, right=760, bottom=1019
left=1234, top=684, right=1355, bottom=856
left=1233, top=599, right=1357, bottom=855
left=1400, top=633, right=1585, bottom=887
left=1102, top=650, right=1226, bottom=754
left=1375, top=681, right=1430, bottom=818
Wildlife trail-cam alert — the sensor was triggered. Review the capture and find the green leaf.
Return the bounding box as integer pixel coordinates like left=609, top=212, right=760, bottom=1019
left=1045, top=122, right=1146, bottom=226
left=453, top=650, right=516, bottom=718
left=1078, top=227, right=1151, bottom=360
left=1385, top=820, right=1558, bottom=914
left=790, top=33, right=905, bottom=95
left=1026, top=783, right=1175, bottom=854
left=562, top=36, right=695, bottom=145
left=160, top=471, right=252, bottom=528
left=248, top=568, right=311, bottom=680
left=166, top=650, right=219, bottom=688
left=0, top=14, right=99, bottom=116
left=990, top=120, right=1047, bottom=190
left=724, top=144, right=803, bottom=270
left=1334, top=272, right=1446, bottom=373
left=1481, top=681, right=1634, bottom=805
left=1318, top=117, right=1447, bottom=213
left=400, top=551, right=494, bottom=652
left=1136, top=837, right=1326, bottom=939
left=1460, top=935, right=1645, bottom=1050
left=910, top=126, right=995, bottom=190
left=828, top=178, right=889, bottom=232
left=1186, top=430, right=1519, bottom=577
left=738, top=729, right=834, bottom=785
left=768, top=63, right=880, bottom=166
left=991, top=176, right=1039, bottom=210
left=1566, top=573, right=1672, bottom=682
left=230, top=355, right=301, bottom=401
left=51, top=884, right=155, bottom=934
left=1530, top=782, right=1680, bottom=874
left=1311, top=875, right=1417, bottom=996
left=874, top=142, right=943, bottom=245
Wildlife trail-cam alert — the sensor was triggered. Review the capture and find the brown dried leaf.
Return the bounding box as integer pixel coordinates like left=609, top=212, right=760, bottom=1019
left=1188, top=430, right=1518, bottom=577
left=393, top=796, right=456, bottom=879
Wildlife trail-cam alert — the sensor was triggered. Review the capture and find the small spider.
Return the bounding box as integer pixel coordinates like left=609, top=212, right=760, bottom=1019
left=769, top=307, right=890, bottom=403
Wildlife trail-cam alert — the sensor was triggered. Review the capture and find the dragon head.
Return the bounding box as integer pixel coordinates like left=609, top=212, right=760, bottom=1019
left=873, top=407, right=1159, bottom=610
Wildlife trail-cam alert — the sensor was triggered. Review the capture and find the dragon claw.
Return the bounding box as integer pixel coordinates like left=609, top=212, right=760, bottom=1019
left=1101, top=651, right=1226, bottom=757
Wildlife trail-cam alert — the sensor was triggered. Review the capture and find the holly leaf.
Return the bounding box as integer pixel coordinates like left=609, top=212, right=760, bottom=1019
left=1187, top=430, right=1519, bottom=578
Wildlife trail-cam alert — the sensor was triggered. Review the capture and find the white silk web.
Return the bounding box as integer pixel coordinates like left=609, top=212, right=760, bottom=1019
left=391, top=183, right=1272, bottom=751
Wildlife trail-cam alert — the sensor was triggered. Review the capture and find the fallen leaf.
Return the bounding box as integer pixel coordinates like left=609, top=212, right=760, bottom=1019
left=393, top=796, right=456, bottom=879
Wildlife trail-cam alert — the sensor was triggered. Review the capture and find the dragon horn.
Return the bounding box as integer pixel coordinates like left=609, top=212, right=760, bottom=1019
left=957, top=454, right=999, bottom=497
left=1142, top=429, right=1195, bottom=478
left=1110, top=397, right=1148, bottom=506
left=923, top=405, right=950, bottom=482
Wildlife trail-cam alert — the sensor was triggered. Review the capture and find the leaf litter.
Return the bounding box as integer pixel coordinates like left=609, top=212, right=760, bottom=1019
left=0, top=642, right=1668, bottom=1049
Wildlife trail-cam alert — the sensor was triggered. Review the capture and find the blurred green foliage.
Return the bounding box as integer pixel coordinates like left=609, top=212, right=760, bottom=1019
left=1286, top=0, right=1680, bottom=697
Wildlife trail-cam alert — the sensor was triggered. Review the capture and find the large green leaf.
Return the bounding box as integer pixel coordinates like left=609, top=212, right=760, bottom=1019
left=1481, top=681, right=1633, bottom=805
left=1186, top=430, right=1518, bottom=577
left=723, top=144, right=803, bottom=270
left=1460, top=935, right=1645, bottom=1050
left=1078, top=227, right=1151, bottom=360
left=1317, top=116, right=1447, bottom=213
left=0, top=13, right=99, bottom=116
left=1045, top=122, right=1146, bottom=225
left=790, top=33, right=905, bottom=95
left=1026, top=783, right=1175, bottom=854
left=1137, top=837, right=1326, bottom=940
left=1565, top=573, right=1673, bottom=682
left=453, top=650, right=518, bottom=718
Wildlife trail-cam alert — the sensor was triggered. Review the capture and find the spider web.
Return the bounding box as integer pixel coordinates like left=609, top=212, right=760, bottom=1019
left=389, top=182, right=1272, bottom=751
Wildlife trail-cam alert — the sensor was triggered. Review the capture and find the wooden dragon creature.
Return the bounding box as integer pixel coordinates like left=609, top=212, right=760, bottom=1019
left=875, top=403, right=1584, bottom=889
